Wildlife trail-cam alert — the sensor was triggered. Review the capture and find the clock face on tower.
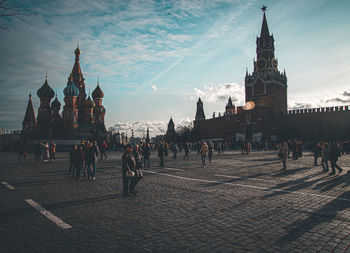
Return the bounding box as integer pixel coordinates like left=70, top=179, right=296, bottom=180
left=271, top=58, right=278, bottom=69
left=256, top=57, right=267, bottom=70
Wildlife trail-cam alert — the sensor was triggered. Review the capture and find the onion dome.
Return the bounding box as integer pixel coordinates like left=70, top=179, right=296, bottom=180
left=92, top=84, right=104, bottom=99
left=51, top=96, right=61, bottom=108
left=37, top=76, right=55, bottom=99
left=64, top=75, right=79, bottom=97
left=85, top=95, right=95, bottom=108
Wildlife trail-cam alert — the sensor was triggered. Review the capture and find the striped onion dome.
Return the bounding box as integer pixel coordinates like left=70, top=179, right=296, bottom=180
left=85, top=96, right=95, bottom=108
left=63, top=76, right=79, bottom=97
left=51, top=96, right=61, bottom=108
left=92, top=84, right=104, bottom=99
left=37, top=77, right=55, bottom=99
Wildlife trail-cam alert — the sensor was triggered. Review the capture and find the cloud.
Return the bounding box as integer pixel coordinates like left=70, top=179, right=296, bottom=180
left=193, top=82, right=245, bottom=104
left=325, top=98, right=350, bottom=103
left=150, top=84, right=158, bottom=92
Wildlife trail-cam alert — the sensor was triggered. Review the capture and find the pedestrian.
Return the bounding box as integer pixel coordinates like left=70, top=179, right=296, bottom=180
left=142, top=143, right=151, bottom=167
left=49, top=140, right=56, bottom=162
left=292, top=139, right=298, bottom=160
left=278, top=141, right=288, bottom=170
left=122, top=143, right=136, bottom=197
left=312, top=142, right=321, bottom=166
left=329, top=142, right=343, bottom=175
left=172, top=143, right=179, bottom=160
left=158, top=142, right=166, bottom=166
left=200, top=141, right=208, bottom=167
left=131, top=144, right=143, bottom=195
left=208, top=142, right=214, bottom=161
left=83, top=141, right=90, bottom=177
left=68, top=145, right=77, bottom=176
left=34, top=141, right=43, bottom=165
left=321, top=142, right=329, bottom=172
left=183, top=142, right=190, bottom=160
left=87, top=141, right=99, bottom=180
left=75, top=145, right=85, bottom=180
left=43, top=142, right=49, bottom=162
left=298, top=141, right=303, bottom=157
left=100, top=140, right=108, bottom=160
left=17, top=140, right=27, bottom=160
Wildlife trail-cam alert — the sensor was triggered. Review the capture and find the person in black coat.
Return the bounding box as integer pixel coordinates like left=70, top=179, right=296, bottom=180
left=122, top=143, right=136, bottom=197
left=75, top=145, right=85, bottom=180
left=329, top=142, right=343, bottom=175
left=158, top=143, right=166, bottom=166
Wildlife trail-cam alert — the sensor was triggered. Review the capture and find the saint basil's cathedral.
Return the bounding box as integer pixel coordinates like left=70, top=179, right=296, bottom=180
left=22, top=47, right=106, bottom=139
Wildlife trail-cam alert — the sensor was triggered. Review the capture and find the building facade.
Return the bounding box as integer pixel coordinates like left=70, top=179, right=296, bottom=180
left=193, top=9, right=350, bottom=143
left=22, top=47, right=106, bottom=139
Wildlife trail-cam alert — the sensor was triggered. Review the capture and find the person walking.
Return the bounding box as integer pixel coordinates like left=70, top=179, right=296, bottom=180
left=75, top=145, right=85, bottom=180
left=321, top=142, right=330, bottom=172
left=131, top=144, right=143, bottom=195
left=68, top=145, right=77, bottom=176
left=208, top=142, right=214, bottom=161
left=87, top=141, right=99, bottom=180
left=142, top=143, right=151, bottom=167
left=43, top=142, right=49, bottom=162
left=49, top=140, right=56, bottom=162
left=172, top=143, right=179, bottom=160
left=279, top=141, right=288, bottom=170
left=122, top=143, right=136, bottom=197
left=34, top=141, right=43, bottom=165
left=200, top=142, right=208, bottom=167
left=158, top=142, right=166, bottom=166
left=83, top=141, right=90, bottom=177
left=17, top=140, right=27, bottom=160
left=100, top=140, right=108, bottom=160
left=183, top=142, right=190, bottom=160
left=313, top=142, right=321, bottom=165
left=329, top=142, right=343, bottom=175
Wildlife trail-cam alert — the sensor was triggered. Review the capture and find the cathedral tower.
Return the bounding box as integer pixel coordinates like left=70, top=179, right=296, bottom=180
left=245, top=7, right=287, bottom=112
left=22, top=94, right=36, bottom=134
left=63, top=75, right=79, bottom=131
left=92, top=79, right=106, bottom=132
left=70, top=46, right=87, bottom=124
left=36, top=75, right=55, bottom=137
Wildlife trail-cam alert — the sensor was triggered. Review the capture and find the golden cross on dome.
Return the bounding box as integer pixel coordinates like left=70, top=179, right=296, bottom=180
left=261, top=5, right=267, bottom=12
left=97, top=76, right=100, bottom=85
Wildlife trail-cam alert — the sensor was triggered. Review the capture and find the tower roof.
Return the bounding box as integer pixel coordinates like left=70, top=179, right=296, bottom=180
left=51, top=95, right=61, bottom=108
left=260, top=12, right=270, bottom=38
left=37, top=76, right=55, bottom=99
left=64, top=75, right=79, bottom=97
left=227, top=97, right=233, bottom=107
left=71, top=47, right=84, bottom=85
left=84, top=95, right=95, bottom=108
left=92, top=82, right=104, bottom=99
left=24, top=94, right=36, bottom=122
left=197, top=97, right=202, bottom=103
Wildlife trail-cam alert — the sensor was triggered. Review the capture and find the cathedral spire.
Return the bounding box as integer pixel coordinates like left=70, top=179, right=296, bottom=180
left=22, top=93, right=36, bottom=132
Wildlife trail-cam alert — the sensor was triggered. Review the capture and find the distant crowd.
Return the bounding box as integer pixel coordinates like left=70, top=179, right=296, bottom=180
left=14, top=138, right=349, bottom=197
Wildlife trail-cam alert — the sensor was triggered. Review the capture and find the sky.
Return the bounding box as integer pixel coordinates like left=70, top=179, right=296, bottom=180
left=1, top=0, right=350, bottom=136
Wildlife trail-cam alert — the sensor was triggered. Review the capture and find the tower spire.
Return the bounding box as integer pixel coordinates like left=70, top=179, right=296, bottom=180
left=260, top=6, right=270, bottom=38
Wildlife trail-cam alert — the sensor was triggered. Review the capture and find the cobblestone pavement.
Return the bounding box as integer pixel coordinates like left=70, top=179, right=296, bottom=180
left=1, top=150, right=350, bottom=252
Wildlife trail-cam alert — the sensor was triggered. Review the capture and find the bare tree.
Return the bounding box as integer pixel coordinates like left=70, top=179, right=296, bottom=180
left=0, top=0, right=37, bottom=31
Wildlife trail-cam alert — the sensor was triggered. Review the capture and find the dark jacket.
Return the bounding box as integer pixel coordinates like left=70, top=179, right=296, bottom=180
left=86, top=145, right=99, bottom=164
left=122, top=152, right=136, bottom=174
left=329, top=145, right=340, bottom=162
left=74, top=149, right=84, bottom=167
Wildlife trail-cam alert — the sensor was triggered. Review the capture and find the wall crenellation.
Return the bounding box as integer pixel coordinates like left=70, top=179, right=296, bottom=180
left=282, top=105, right=350, bottom=115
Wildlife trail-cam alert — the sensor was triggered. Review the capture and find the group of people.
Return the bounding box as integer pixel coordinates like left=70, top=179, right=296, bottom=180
left=278, top=140, right=344, bottom=175
left=68, top=140, right=100, bottom=180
